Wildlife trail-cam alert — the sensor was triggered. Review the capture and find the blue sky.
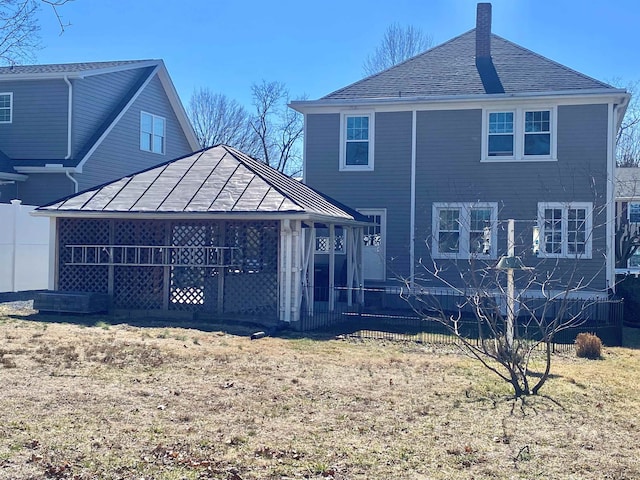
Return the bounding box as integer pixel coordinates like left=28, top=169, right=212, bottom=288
left=35, top=0, right=640, bottom=109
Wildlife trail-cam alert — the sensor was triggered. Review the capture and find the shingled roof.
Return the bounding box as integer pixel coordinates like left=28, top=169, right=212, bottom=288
left=35, top=145, right=369, bottom=224
left=0, top=60, right=158, bottom=77
left=322, top=30, right=615, bottom=101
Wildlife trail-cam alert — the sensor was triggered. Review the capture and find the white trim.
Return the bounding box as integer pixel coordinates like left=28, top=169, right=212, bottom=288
left=0, top=92, right=12, bottom=123
left=140, top=110, right=166, bottom=155
left=481, top=106, right=557, bottom=162
left=607, top=102, right=616, bottom=291
left=290, top=90, right=629, bottom=114
left=537, top=202, right=593, bottom=259
left=339, top=112, right=374, bottom=171
left=63, top=76, right=73, bottom=159
left=410, top=109, right=417, bottom=289
left=431, top=202, right=498, bottom=260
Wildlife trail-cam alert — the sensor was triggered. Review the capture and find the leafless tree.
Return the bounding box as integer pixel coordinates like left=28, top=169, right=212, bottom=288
left=188, top=87, right=258, bottom=152
left=612, top=78, right=640, bottom=167
left=363, top=23, right=433, bottom=76
left=0, top=0, right=72, bottom=65
left=250, top=80, right=304, bottom=175
left=402, top=205, right=614, bottom=398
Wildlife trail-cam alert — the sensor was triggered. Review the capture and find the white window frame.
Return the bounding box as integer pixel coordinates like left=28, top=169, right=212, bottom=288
left=0, top=92, right=13, bottom=124
left=140, top=111, right=166, bottom=154
left=432, top=202, right=498, bottom=259
left=481, top=106, right=557, bottom=162
left=537, top=202, right=592, bottom=259
left=339, top=112, right=374, bottom=171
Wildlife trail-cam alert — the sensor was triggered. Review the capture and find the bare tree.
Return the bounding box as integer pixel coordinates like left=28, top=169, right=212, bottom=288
left=188, top=87, right=257, bottom=152
left=403, top=206, right=613, bottom=398
left=250, top=80, right=304, bottom=175
left=613, top=78, right=640, bottom=167
left=363, top=23, right=433, bottom=76
left=0, top=0, right=72, bottom=65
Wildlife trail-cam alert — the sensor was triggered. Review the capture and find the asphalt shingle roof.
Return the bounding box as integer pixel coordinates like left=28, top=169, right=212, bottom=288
left=323, top=30, right=615, bottom=100
left=0, top=60, right=156, bottom=76
left=37, top=145, right=368, bottom=223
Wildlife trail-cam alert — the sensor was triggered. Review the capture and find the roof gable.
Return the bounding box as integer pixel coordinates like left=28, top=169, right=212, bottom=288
left=322, top=30, right=616, bottom=101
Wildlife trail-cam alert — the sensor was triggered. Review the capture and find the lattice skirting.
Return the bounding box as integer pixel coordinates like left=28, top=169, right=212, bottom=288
left=57, top=218, right=279, bottom=317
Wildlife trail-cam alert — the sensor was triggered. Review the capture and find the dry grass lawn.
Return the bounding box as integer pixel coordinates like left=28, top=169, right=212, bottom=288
left=0, top=304, right=639, bottom=479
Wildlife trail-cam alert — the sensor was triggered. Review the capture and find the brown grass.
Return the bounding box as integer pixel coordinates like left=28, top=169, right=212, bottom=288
left=0, top=307, right=639, bottom=479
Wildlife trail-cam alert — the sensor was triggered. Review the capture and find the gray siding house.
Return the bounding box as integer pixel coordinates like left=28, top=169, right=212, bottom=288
left=291, top=3, right=630, bottom=298
left=0, top=60, right=199, bottom=205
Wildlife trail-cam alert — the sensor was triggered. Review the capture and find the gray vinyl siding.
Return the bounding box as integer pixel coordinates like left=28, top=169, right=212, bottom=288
left=414, top=104, right=609, bottom=291
left=305, top=111, right=413, bottom=279
left=15, top=173, right=74, bottom=206
left=0, top=79, right=68, bottom=159
left=305, top=103, right=610, bottom=292
left=78, top=75, right=193, bottom=190
left=72, top=68, right=151, bottom=158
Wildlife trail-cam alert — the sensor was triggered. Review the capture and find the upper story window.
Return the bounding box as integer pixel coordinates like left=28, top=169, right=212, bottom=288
left=537, top=202, right=592, bottom=258
left=140, top=112, right=165, bottom=154
left=432, top=202, right=498, bottom=259
left=0, top=93, right=13, bottom=123
left=340, top=113, right=374, bottom=171
left=483, top=107, right=556, bottom=162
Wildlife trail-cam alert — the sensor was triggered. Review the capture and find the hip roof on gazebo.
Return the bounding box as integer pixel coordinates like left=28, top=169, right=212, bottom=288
left=35, top=145, right=368, bottom=225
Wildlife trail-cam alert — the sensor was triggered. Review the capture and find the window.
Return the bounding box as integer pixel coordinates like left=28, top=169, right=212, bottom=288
left=140, top=112, right=165, bottom=154
left=432, top=202, right=498, bottom=259
left=488, top=112, right=513, bottom=156
left=340, top=113, right=374, bottom=171
left=483, top=107, right=555, bottom=161
left=0, top=93, right=12, bottom=123
left=629, top=203, right=640, bottom=223
left=537, top=202, right=592, bottom=258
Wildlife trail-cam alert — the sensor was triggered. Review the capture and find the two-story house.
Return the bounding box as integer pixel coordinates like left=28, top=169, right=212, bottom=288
left=291, top=3, right=630, bottom=300
left=0, top=59, right=199, bottom=206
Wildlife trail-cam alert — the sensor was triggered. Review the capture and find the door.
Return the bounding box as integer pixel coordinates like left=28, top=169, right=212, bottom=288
left=358, top=209, right=386, bottom=281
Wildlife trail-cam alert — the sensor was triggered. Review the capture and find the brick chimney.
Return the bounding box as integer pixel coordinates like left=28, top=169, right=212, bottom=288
left=476, top=2, right=492, bottom=59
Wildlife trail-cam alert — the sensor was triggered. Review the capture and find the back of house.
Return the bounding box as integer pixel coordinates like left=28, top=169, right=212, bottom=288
left=291, top=2, right=629, bottom=299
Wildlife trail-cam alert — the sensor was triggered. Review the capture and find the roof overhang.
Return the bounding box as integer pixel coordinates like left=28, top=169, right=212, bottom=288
left=0, top=171, right=27, bottom=181
left=290, top=88, right=630, bottom=114
left=14, top=165, right=76, bottom=174
left=30, top=210, right=372, bottom=227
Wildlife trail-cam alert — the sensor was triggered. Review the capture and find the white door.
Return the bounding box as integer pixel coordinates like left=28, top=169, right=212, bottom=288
left=358, top=209, right=386, bottom=281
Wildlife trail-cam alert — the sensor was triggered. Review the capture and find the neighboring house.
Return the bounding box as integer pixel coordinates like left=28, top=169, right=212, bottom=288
left=290, top=2, right=630, bottom=299
left=615, top=167, right=640, bottom=271
left=0, top=59, right=199, bottom=206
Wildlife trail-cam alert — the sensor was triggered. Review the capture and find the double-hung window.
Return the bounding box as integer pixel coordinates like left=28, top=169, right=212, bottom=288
left=537, top=202, right=592, bottom=258
left=432, top=202, right=498, bottom=259
left=484, top=107, right=555, bottom=161
left=340, top=113, right=374, bottom=171
left=0, top=93, right=12, bottom=123
left=140, top=112, right=165, bottom=154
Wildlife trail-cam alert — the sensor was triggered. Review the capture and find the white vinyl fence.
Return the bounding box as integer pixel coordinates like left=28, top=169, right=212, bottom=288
left=0, top=200, right=49, bottom=293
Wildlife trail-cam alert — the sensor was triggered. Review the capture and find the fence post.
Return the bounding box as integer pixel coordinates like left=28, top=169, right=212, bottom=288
left=9, top=199, right=21, bottom=292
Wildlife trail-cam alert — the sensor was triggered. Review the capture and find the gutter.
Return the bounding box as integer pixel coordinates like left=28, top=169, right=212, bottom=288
left=65, top=169, right=78, bottom=193
left=289, top=88, right=629, bottom=112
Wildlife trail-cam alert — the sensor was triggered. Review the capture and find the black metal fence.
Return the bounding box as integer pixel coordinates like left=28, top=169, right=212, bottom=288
left=298, top=287, right=624, bottom=347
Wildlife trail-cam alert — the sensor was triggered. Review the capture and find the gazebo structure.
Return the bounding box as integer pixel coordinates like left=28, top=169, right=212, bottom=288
left=33, top=145, right=370, bottom=327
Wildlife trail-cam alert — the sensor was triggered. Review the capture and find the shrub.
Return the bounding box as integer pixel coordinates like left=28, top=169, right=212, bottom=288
left=575, top=332, right=602, bottom=359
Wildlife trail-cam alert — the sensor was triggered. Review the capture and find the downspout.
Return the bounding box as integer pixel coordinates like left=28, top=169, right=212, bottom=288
left=63, top=75, right=72, bottom=160
left=65, top=170, right=78, bottom=193
left=410, top=109, right=417, bottom=291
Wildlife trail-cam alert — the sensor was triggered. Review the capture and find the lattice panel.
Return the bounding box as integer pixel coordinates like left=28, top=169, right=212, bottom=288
left=223, top=221, right=278, bottom=316
left=114, top=220, right=165, bottom=245
left=113, top=266, right=164, bottom=309
left=169, top=222, right=221, bottom=310
left=58, top=218, right=110, bottom=293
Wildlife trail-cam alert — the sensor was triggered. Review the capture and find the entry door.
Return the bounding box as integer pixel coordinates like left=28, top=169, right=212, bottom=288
left=358, top=209, right=386, bottom=281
